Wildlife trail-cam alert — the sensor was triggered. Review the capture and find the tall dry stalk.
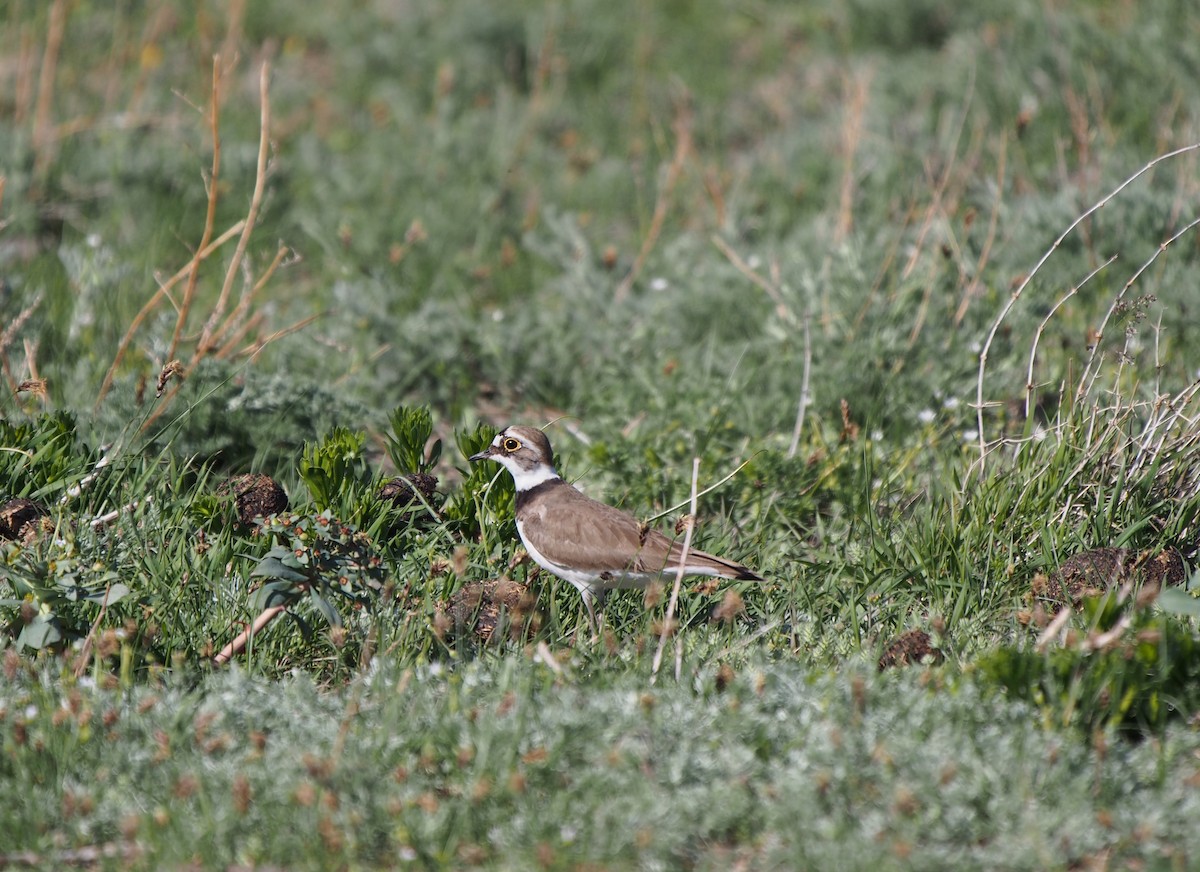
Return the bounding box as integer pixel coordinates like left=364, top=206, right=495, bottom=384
left=31, top=0, right=69, bottom=178
left=651, top=457, right=700, bottom=683
left=94, top=58, right=303, bottom=431
left=973, top=142, right=1200, bottom=472
left=615, top=98, right=694, bottom=304
left=167, top=57, right=225, bottom=364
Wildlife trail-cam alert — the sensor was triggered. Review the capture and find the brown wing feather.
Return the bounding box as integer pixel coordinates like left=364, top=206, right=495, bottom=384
left=520, top=484, right=665, bottom=572
left=521, top=481, right=761, bottom=579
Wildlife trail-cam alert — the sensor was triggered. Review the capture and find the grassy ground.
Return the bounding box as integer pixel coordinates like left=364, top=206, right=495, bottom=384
left=3, top=0, right=1200, bottom=868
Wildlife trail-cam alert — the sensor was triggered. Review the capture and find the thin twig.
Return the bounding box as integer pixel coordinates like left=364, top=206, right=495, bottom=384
left=168, top=56, right=223, bottom=362
left=238, top=312, right=322, bottom=363
left=196, top=61, right=271, bottom=357
left=73, top=583, right=120, bottom=679
left=1024, top=256, right=1116, bottom=420
left=214, top=605, right=286, bottom=665
left=1075, top=214, right=1200, bottom=404
left=31, top=0, right=69, bottom=177
left=974, top=142, right=1200, bottom=473
left=135, top=66, right=288, bottom=435
left=900, top=64, right=974, bottom=280
left=711, top=234, right=797, bottom=324
left=211, top=244, right=292, bottom=351
left=0, top=292, right=42, bottom=393
left=651, top=457, right=700, bottom=683
left=787, top=312, right=812, bottom=459
left=212, top=313, right=266, bottom=360
left=95, top=220, right=245, bottom=408
left=89, top=497, right=149, bottom=529
left=834, top=68, right=872, bottom=244
left=954, top=134, right=1007, bottom=325
left=615, top=99, right=693, bottom=303
left=644, top=453, right=757, bottom=524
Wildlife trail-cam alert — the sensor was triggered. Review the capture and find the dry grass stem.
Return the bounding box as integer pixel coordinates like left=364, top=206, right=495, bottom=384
left=237, top=313, right=322, bottom=363
left=834, top=68, right=872, bottom=244
left=95, top=220, right=245, bottom=408
left=197, top=62, right=272, bottom=357
left=900, top=65, right=974, bottom=281
left=711, top=234, right=797, bottom=325
left=974, top=142, right=1200, bottom=470
left=211, top=244, right=295, bottom=355
left=615, top=99, right=694, bottom=303
left=954, top=135, right=1007, bottom=326
left=89, top=497, right=150, bottom=529
left=168, top=57, right=224, bottom=363
left=1025, top=256, right=1116, bottom=419
left=0, top=293, right=43, bottom=393
left=73, top=583, right=120, bottom=679
left=31, top=0, right=69, bottom=177
left=91, top=58, right=292, bottom=434
left=787, top=313, right=813, bottom=459
left=651, top=457, right=700, bottom=683
left=214, top=605, right=287, bottom=665
left=644, top=454, right=754, bottom=525
left=1074, top=214, right=1200, bottom=404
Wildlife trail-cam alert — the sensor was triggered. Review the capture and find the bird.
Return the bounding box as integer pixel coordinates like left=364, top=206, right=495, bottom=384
left=469, top=425, right=762, bottom=629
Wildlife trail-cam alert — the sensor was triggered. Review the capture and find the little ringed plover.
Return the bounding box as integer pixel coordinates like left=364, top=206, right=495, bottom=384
left=469, top=425, right=762, bottom=627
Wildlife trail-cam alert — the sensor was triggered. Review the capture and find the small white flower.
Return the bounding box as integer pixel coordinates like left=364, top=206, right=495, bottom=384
left=492, top=310, right=505, bottom=322
left=650, top=277, right=669, bottom=292
left=746, top=254, right=762, bottom=270
left=870, top=430, right=884, bottom=442
left=87, top=233, right=102, bottom=248
left=962, top=430, right=979, bottom=442
left=942, top=396, right=960, bottom=410
left=917, top=408, right=936, bottom=424
left=24, top=705, right=38, bottom=719
left=1032, top=426, right=1047, bottom=442
left=560, top=825, right=577, bottom=844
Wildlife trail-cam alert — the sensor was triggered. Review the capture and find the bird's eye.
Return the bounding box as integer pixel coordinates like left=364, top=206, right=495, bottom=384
left=502, top=437, right=521, bottom=452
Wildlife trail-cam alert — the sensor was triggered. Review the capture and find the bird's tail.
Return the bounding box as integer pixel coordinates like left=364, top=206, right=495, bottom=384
left=679, top=548, right=763, bottom=581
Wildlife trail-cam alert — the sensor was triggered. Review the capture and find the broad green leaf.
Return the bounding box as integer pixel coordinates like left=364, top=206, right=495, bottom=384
left=308, top=588, right=341, bottom=627
left=250, top=579, right=301, bottom=611
left=252, top=556, right=311, bottom=584
left=17, top=615, right=63, bottom=649
left=80, top=582, right=132, bottom=605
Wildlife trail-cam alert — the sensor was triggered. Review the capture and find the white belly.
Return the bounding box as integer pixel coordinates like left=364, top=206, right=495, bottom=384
left=516, top=519, right=658, bottom=597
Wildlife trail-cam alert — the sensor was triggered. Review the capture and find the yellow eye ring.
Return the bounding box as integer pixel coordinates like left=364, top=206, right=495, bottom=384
left=502, top=437, right=521, bottom=452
